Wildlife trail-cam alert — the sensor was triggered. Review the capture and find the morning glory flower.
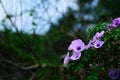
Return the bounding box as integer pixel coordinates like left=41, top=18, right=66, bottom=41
left=89, top=30, right=105, bottom=44
left=63, top=51, right=81, bottom=64
left=68, top=39, right=85, bottom=52
left=93, top=40, right=104, bottom=48
left=85, top=39, right=104, bottom=49
left=109, top=18, right=120, bottom=29
left=85, top=31, right=105, bottom=49
left=63, top=52, right=70, bottom=64
left=108, top=68, right=119, bottom=80
left=95, top=30, right=105, bottom=39
left=64, top=39, right=85, bottom=64
left=85, top=38, right=95, bottom=50
left=109, top=23, right=118, bottom=29
left=85, top=37, right=98, bottom=50
left=112, top=17, right=120, bottom=26
left=70, top=52, right=81, bottom=60
left=91, top=36, right=98, bottom=43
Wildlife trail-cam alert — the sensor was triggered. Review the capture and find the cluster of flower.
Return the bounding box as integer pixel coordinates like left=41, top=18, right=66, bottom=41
left=63, top=30, right=105, bottom=65
left=63, top=17, right=120, bottom=79
left=64, top=17, right=120, bottom=64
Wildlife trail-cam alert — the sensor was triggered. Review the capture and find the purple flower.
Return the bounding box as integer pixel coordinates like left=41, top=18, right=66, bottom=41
left=93, top=40, right=104, bottom=48
left=91, top=36, right=97, bottom=43
left=68, top=39, right=85, bottom=52
left=95, top=30, right=105, bottom=39
left=112, top=17, right=120, bottom=26
left=108, top=68, right=119, bottom=80
left=109, top=18, right=120, bottom=29
left=89, top=30, right=105, bottom=44
left=63, top=51, right=81, bottom=64
left=85, top=31, right=105, bottom=49
left=70, top=52, right=81, bottom=60
left=109, top=23, right=118, bottom=29
left=63, top=52, right=70, bottom=64
left=85, top=37, right=99, bottom=50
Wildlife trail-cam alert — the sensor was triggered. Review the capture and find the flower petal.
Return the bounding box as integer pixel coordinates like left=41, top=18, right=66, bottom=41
left=109, top=23, right=117, bottom=29
left=85, top=43, right=92, bottom=50
left=63, top=52, right=70, bottom=64
left=93, top=40, right=104, bottom=48
left=95, top=30, right=105, bottom=38
left=112, top=17, right=120, bottom=25
left=70, top=52, right=81, bottom=60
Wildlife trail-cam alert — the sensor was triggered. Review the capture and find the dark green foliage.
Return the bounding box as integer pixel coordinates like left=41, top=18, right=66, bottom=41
left=0, top=28, right=64, bottom=80
left=95, top=0, right=120, bottom=22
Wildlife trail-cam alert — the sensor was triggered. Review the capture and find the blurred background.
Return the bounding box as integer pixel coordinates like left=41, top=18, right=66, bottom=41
left=0, top=0, right=120, bottom=80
